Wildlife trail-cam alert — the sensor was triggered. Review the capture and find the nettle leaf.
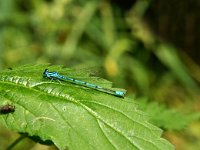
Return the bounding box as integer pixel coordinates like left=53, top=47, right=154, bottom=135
left=138, top=98, right=200, bottom=131
left=0, top=64, right=174, bottom=150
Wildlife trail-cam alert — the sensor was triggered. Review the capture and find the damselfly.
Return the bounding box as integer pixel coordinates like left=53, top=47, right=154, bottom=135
left=43, top=69, right=125, bottom=97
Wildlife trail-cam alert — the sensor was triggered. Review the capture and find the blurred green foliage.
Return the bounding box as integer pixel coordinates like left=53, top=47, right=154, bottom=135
left=0, top=0, right=200, bottom=150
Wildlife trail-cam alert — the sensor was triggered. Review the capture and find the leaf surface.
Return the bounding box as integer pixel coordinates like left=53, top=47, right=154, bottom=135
left=0, top=65, right=174, bottom=150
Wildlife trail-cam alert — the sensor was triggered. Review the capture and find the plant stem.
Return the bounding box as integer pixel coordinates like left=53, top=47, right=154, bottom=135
left=6, top=134, right=26, bottom=150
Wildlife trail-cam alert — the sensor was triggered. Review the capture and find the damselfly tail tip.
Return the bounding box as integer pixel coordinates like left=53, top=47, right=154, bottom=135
left=115, top=91, right=126, bottom=98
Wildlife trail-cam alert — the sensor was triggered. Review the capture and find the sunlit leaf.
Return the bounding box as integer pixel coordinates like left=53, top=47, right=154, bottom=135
left=0, top=64, right=174, bottom=150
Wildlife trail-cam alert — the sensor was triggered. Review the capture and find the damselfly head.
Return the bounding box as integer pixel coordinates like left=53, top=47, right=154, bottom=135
left=43, top=69, right=49, bottom=78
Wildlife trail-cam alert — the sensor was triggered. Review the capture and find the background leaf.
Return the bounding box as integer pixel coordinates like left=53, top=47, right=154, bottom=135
left=138, top=98, right=200, bottom=130
left=0, top=64, right=174, bottom=150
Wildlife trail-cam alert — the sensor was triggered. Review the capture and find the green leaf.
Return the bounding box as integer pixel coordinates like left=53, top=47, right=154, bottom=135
left=0, top=64, right=174, bottom=150
left=138, top=98, right=200, bottom=130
